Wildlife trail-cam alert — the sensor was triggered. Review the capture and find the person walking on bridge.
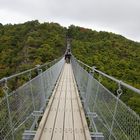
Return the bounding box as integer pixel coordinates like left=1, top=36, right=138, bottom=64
left=65, top=51, right=71, bottom=63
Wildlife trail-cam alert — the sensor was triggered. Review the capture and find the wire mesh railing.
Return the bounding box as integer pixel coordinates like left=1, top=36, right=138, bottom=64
left=0, top=57, right=64, bottom=140
left=71, top=56, right=140, bottom=140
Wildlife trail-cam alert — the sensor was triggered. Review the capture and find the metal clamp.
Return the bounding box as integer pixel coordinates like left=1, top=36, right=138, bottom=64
left=2, top=78, right=8, bottom=92
left=87, top=112, right=98, bottom=118
left=117, top=81, right=123, bottom=97
left=98, top=74, right=102, bottom=83
left=32, top=111, right=43, bottom=117
left=90, top=132, right=104, bottom=140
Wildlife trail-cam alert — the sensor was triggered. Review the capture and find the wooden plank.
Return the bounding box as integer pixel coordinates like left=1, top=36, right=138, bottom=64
left=63, top=64, right=74, bottom=140
left=34, top=63, right=91, bottom=140
left=51, top=65, right=68, bottom=140
left=40, top=68, right=67, bottom=140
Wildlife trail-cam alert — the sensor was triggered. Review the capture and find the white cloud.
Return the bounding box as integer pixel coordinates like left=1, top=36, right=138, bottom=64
left=0, top=9, right=31, bottom=24
left=0, top=0, right=140, bottom=41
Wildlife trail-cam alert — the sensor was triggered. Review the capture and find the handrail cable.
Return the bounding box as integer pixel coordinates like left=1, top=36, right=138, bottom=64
left=0, top=56, right=63, bottom=83
left=77, top=59, right=140, bottom=94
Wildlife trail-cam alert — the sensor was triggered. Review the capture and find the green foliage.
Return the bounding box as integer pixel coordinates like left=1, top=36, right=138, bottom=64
left=0, top=22, right=140, bottom=116
left=0, top=20, right=67, bottom=97
left=128, top=97, right=140, bottom=113
left=68, top=25, right=140, bottom=115
left=0, top=20, right=66, bottom=79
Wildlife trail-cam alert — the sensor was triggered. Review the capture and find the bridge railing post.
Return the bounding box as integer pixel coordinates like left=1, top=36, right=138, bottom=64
left=28, top=71, right=39, bottom=129
left=28, top=71, right=36, bottom=112
left=37, top=66, right=46, bottom=110
left=86, top=70, right=104, bottom=137
left=85, top=70, right=93, bottom=112
left=109, top=82, right=123, bottom=139
left=93, top=74, right=102, bottom=110
left=3, top=79, right=15, bottom=140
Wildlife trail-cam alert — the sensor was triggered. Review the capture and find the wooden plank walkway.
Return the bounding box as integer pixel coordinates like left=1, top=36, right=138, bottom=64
left=34, top=63, right=91, bottom=140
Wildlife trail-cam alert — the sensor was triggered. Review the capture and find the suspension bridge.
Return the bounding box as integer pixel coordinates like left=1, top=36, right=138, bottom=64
left=0, top=53, right=140, bottom=140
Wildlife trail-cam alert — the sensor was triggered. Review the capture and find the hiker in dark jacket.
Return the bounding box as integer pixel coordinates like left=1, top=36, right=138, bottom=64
left=65, top=51, right=71, bottom=63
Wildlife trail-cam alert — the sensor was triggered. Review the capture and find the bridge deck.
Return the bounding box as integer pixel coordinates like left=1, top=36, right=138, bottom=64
left=34, top=63, right=91, bottom=140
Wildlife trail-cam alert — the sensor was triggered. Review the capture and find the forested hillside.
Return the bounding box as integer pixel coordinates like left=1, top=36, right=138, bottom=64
left=0, top=20, right=67, bottom=79
left=0, top=21, right=140, bottom=115
left=68, top=25, right=140, bottom=115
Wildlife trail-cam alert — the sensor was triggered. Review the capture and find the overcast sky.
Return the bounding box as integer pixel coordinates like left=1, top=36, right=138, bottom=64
left=0, top=0, right=140, bottom=42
